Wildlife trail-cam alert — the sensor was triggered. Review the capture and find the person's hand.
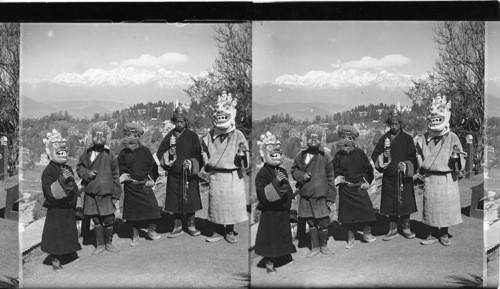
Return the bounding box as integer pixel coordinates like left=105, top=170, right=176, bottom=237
left=145, top=180, right=155, bottom=188
left=360, top=183, right=370, bottom=190
left=183, top=160, right=191, bottom=171
left=334, top=175, right=345, bottom=186
left=120, top=173, right=131, bottom=183
left=398, top=162, right=406, bottom=173
left=112, top=198, right=119, bottom=205
left=62, top=168, right=73, bottom=180
left=276, top=171, right=287, bottom=183
left=88, top=170, right=97, bottom=179
left=327, top=201, right=335, bottom=211
left=413, top=173, right=424, bottom=181
left=303, top=172, right=312, bottom=182
left=377, top=154, right=391, bottom=169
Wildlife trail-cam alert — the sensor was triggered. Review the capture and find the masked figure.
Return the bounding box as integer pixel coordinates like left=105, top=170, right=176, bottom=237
left=201, top=91, right=250, bottom=244
left=416, top=94, right=466, bottom=246
left=76, top=122, right=121, bottom=255
left=157, top=104, right=202, bottom=238
left=254, top=131, right=295, bottom=274
left=332, top=125, right=376, bottom=248
left=291, top=125, right=336, bottom=258
left=117, top=123, right=161, bottom=246
left=40, top=129, right=81, bottom=271
left=371, top=109, right=418, bottom=241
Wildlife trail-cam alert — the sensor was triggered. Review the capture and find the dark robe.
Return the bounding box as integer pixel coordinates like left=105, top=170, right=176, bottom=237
left=254, top=164, right=295, bottom=258
left=332, top=147, right=376, bottom=223
left=371, top=130, right=418, bottom=216
left=77, top=146, right=121, bottom=216
left=41, top=162, right=82, bottom=255
left=156, top=129, right=202, bottom=214
left=118, top=145, right=161, bottom=221
left=291, top=148, right=336, bottom=219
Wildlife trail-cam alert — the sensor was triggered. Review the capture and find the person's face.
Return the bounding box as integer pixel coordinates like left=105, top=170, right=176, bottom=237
left=175, top=119, right=186, bottom=131
left=389, top=122, right=401, bottom=134
left=92, top=131, right=106, bottom=145
left=125, top=131, right=139, bottom=140
left=307, top=133, right=321, bottom=148
left=340, top=134, right=354, bottom=142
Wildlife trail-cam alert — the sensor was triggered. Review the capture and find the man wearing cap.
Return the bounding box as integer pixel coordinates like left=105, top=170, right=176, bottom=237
left=77, top=122, right=122, bottom=255
left=371, top=109, right=418, bottom=241
left=157, top=104, right=203, bottom=238
left=118, top=123, right=162, bottom=246
left=332, top=124, right=376, bottom=248
left=291, top=124, right=336, bottom=258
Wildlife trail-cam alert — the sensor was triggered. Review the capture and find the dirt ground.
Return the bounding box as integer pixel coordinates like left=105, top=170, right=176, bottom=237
left=0, top=176, right=20, bottom=288
left=251, top=176, right=484, bottom=288
left=22, top=191, right=250, bottom=288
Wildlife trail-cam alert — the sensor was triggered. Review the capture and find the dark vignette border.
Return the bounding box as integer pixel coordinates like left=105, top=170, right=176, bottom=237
left=0, top=1, right=498, bottom=23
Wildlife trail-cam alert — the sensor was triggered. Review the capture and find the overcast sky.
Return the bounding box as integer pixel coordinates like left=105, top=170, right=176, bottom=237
left=21, top=23, right=218, bottom=81
left=253, top=21, right=442, bottom=83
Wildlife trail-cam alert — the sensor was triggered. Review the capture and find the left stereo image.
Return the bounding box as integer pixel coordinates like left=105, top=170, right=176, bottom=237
left=17, top=23, right=251, bottom=288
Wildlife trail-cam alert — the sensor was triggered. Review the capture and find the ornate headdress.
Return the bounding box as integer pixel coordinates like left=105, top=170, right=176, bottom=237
left=173, top=101, right=190, bottom=121
left=43, top=128, right=68, bottom=163
left=386, top=107, right=403, bottom=125
left=213, top=91, right=237, bottom=132
left=427, top=93, right=452, bottom=133
left=257, top=131, right=283, bottom=167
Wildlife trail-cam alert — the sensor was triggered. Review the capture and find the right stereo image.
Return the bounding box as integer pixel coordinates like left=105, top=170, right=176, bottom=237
left=250, top=21, right=494, bottom=288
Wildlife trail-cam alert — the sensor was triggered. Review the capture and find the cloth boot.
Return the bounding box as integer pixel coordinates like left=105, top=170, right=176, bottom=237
left=131, top=224, right=140, bottom=247
left=319, top=229, right=332, bottom=255
left=51, top=255, right=63, bottom=272
left=362, top=225, right=376, bottom=243
left=420, top=226, right=439, bottom=245
left=148, top=223, right=161, bottom=240
left=401, top=215, right=416, bottom=239
left=306, top=227, right=320, bottom=258
left=168, top=218, right=184, bottom=238
left=265, top=259, right=276, bottom=275
left=92, top=224, right=106, bottom=255
left=383, top=219, right=399, bottom=241
left=439, top=227, right=451, bottom=246
left=206, top=224, right=225, bottom=243
left=186, top=213, right=200, bottom=236
left=104, top=226, right=118, bottom=252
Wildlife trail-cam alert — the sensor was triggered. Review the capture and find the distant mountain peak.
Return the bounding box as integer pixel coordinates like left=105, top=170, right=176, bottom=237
left=273, top=68, right=421, bottom=91
left=48, top=67, right=195, bottom=89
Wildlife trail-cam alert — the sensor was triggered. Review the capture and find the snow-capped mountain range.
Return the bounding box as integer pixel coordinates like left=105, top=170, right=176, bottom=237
left=32, top=67, right=199, bottom=89
left=273, top=68, right=423, bottom=91
left=22, top=67, right=204, bottom=105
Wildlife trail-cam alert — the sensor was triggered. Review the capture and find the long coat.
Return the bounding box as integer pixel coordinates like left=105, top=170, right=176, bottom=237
left=371, top=130, right=418, bottom=216
left=416, top=131, right=465, bottom=227
left=118, top=145, right=161, bottom=221
left=291, top=148, right=336, bottom=219
left=156, top=129, right=202, bottom=214
left=201, top=129, right=248, bottom=224
left=41, top=162, right=82, bottom=255
left=254, top=164, right=295, bottom=258
left=77, top=146, right=121, bottom=216
left=333, top=147, right=376, bottom=223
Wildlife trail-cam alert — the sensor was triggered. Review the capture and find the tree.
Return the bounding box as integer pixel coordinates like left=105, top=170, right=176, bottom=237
left=185, top=23, right=252, bottom=136
left=405, top=21, right=485, bottom=171
left=0, top=23, right=19, bottom=175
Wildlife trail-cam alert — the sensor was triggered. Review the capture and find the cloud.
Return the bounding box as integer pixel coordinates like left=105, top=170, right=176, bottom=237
left=118, top=53, right=189, bottom=68
left=332, top=54, right=411, bottom=70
